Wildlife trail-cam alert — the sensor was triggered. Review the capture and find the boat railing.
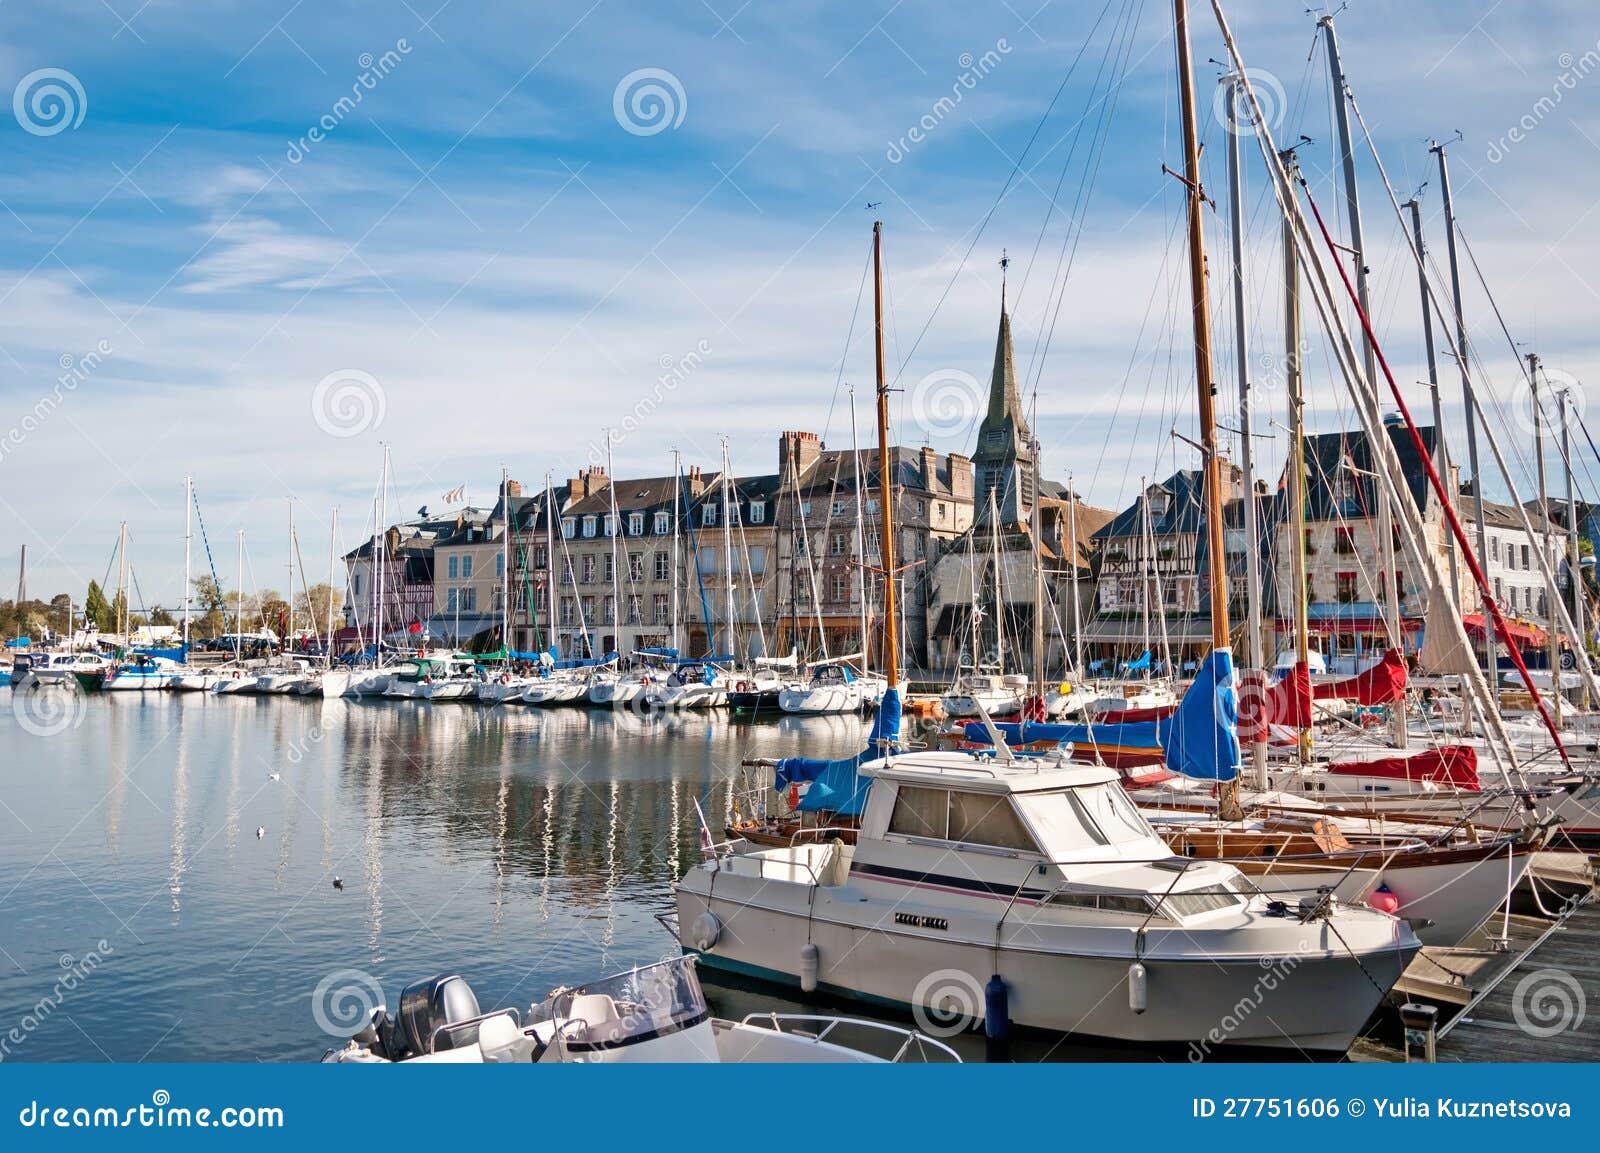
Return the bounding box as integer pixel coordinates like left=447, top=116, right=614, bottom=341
left=736, top=1012, right=961, bottom=1063
left=787, top=825, right=855, bottom=846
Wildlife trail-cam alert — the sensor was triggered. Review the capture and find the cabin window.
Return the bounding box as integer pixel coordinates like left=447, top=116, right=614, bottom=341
left=1014, top=789, right=1111, bottom=852
left=947, top=791, right=1036, bottom=852
left=887, top=786, right=949, bottom=840
left=1073, top=784, right=1152, bottom=845
left=1161, top=889, right=1245, bottom=918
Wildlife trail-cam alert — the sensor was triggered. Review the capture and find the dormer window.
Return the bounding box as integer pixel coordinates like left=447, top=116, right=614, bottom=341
left=582, top=516, right=597, bottom=538
left=702, top=505, right=716, bottom=527
left=603, top=514, right=616, bottom=537
left=562, top=518, right=576, bottom=540
left=749, top=501, right=766, bottom=525
left=654, top=511, right=670, bottom=535
left=628, top=512, right=644, bottom=536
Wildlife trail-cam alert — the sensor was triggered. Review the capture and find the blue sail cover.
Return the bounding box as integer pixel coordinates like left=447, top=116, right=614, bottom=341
left=961, top=648, right=1239, bottom=782
left=1123, top=650, right=1152, bottom=672
left=775, top=689, right=903, bottom=817
left=1161, top=648, right=1239, bottom=782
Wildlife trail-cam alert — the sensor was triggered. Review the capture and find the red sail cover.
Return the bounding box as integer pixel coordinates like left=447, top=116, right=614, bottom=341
left=1327, top=745, right=1480, bottom=790
left=1312, top=647, right=1408, bottom=705
left=1237, top=664, right=1312, bottom=742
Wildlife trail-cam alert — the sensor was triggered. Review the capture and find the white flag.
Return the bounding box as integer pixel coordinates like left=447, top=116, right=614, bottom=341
left=443, top=484, right=466, bottom=505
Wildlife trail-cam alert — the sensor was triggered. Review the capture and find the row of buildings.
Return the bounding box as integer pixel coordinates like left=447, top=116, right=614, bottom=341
left=339, top=297, right=1590, bottom=677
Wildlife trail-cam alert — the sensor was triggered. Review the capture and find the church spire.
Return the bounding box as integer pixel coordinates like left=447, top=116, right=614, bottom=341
left=974, top=263, right=1035, bottom=529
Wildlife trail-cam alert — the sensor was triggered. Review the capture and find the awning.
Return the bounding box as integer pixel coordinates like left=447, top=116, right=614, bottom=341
left=1462, top=614, right=1547, bottom=648
left=1079, top=616, right=1218, bottom=644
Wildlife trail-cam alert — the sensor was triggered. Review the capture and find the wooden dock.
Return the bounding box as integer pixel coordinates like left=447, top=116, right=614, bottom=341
left=1430, top=894, right=1598, bottom=1061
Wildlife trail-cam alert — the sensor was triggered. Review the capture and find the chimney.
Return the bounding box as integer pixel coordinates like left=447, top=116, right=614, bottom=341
left=920, top=445, right=939, bottom=490
left=778, top=430, right=822, bottom=480
left=565, top=465, right=610, bottom=502
left=949, top=453, right=974, bottom=502
left=506, top=479, right=523, bottom=499
left=686, top=464, right=705, bottom=498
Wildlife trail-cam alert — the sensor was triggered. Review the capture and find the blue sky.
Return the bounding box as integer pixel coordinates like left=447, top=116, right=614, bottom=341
left=2, top=0, right=1598, bottom=606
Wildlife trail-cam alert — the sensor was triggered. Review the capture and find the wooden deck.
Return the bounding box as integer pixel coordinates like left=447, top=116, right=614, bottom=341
left=1429, top=894, right=1599, bottom=1062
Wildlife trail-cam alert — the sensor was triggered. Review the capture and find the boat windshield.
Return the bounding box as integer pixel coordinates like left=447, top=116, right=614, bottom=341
left=1016, top=785, right=1156, bottom=854
left=531, top=956, right=708, bottom=1047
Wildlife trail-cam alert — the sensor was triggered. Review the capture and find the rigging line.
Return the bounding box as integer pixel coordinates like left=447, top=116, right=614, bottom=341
left=822, top=236, right=875, bottom=440
left=1012, top=0, right=1136, bottom=321
left=1025, top=0, right=1147, bottom=405
left=888, top=0, right=1124, bottom=388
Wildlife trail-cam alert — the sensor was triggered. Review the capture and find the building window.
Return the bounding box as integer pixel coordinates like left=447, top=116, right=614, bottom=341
left=1336, top=571, right=1358, bottom=604
left=1521, top=544, right=1530, bottom=569
left=447, top=556, right=459, bottom=579
left=1490, top=537, right=1500, bottom=562
left=654, top=511, right=670, bottom=535
left=581, top=596, right=595, bottom=623
left=462, top=555, right=473, bottom=579
left=582, top=516, right=596, bottom=538
left=748, top=546, right=767, bottom=575
left=627, top=594, right=642, bottom=624
left=603, top=514, right=616, bottom=538
left=562, top=518, right=576, bottom=540
left=353, top=572, right=363, bottom=596
left=495, top=554, right=504, bottom=577
left=581, top=555, right=596, bottom=583
left=795, top=534, right=809, bottom=557
left=653, top=593, right=669, bottom=624
left=560, top=597, right=575, bottom=626
left=654, top=551, right=670, bottom=580
left=936, top=501, right=946, bottom=519
left=749, top=500, right=766, bottom=525
left=603, top=596, right=615, bottom=624
left=604, top=554, right=614, bottom=583
left=702, top=504, right=716, bottom=527
left=866, top=528, right=880, bottom=555
left=832, top=574, right=851, bottom=601
left=447, top=587, right=458, bottom=611
left=831, top=500, right=847, bottom=517
left=461, top=588, right=477, bottom=612
left=534, top=545, right=548, bottom=569
left=916, top=499, right=927, bottom=517
left=628, top=512, right=644, bottom=536
left=1334, top=528, right=1355, bottom=555
left=830, top=533, right=847, bottom=557
left=800, top=501, right=812, bottom=518
left=629, top=552, right=644, bottom=581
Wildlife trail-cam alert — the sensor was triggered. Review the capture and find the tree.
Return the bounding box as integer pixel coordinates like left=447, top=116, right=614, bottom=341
left=84, top=581, right=112, bottom=631
left=149, top=606, right=175, bottom=627
left=295, top=583, right=343, bottom=633
left=191, top=576, right=228, bottom=638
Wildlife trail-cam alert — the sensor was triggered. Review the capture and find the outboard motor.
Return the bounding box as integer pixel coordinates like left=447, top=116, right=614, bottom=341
left=394, top=975, right=482, bottom=1056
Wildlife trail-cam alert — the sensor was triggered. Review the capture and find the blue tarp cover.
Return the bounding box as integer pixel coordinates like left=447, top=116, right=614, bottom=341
left=775, top=690, right=902, bottom=817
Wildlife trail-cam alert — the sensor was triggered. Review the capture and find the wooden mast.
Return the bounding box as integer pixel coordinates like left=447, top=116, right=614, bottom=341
left=1174, top=0, right=1229, bottom=654
left=872, top=221, right=899, bottom=693
left=1174, top=0, right=1239, bottom=814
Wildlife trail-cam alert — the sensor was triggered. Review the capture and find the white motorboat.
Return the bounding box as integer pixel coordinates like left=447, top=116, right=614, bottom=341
left=941, top=670, right=1027, bottom=718
left=210, top=667, right=259, bottom=694
left=320, top=956, right=958, bottom=1065
left=1093, top=680, right=1179, bottom=717
left=519, top=673, right=587, bottom=705
left=256, top=658, right=314, bottom=694
left=22, top=651, right=113, bottom=689
left=677, top=748, right=1420, bottom=1052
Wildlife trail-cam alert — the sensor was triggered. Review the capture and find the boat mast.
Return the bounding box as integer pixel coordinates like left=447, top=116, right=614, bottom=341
left=1403, top=195, right=1462, bottom=609
left=501, top=466, right=511, bottom=653
left=1528, top=353, right=1561, bottom=724
left=606, top=433, right=621, bottom=656
left=1433, top=141, right=1498, bottom=705
left=721, top=437, right=736, bottom=659
left=1030, top=416, right=1046, bottom=697
left=544, top=474, right=558, bottom=655
left=1282, top=148, right=1313, bottom=765
left=326, top=508, right=338, bottom=669
left=671, top=449, right=682, bottom=652
left=849, top=386, right=870, bottom=673
left=1322, top=15, right=1404, bottom=751
left=1174, top=0, right=1237, bottom=813
left=1067, top=472, right=1085, bottom=678
left=1561, top=386, right=1588, bottom=710
left=235, top=529, right=244, bottom=663
left=1138, top=479, right=1152, bottom=676
left=117, top=520, right=128, bottom=643
left=1225, top=74, right=1266, bottom=786
left=286, top=499, right=295, bottom=654
left=872, top=219, right=900, bottom=694
left=183, top=475, right=193, bottom=655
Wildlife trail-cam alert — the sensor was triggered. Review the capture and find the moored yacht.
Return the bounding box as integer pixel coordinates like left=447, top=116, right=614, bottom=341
left=676, top=748, right=1420, bottom=1052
